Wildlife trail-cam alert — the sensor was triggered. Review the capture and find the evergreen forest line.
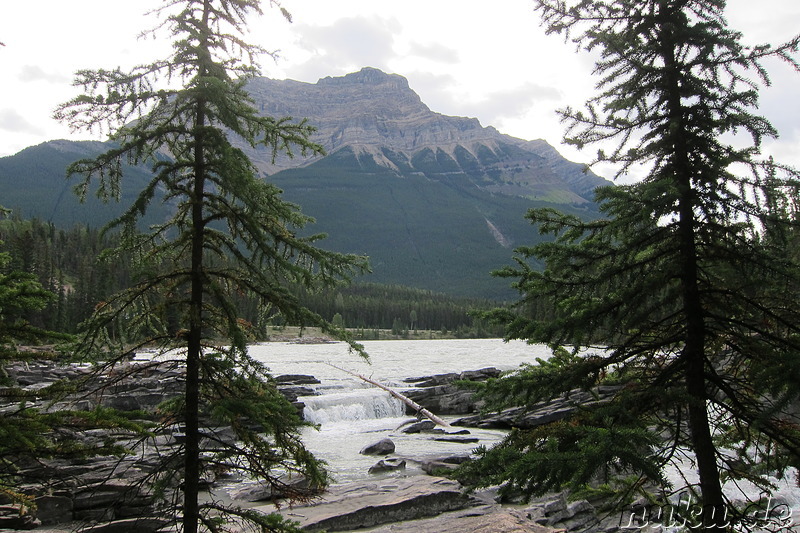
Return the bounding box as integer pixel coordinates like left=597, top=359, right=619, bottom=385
left=0, top=216, right=503, bottom=340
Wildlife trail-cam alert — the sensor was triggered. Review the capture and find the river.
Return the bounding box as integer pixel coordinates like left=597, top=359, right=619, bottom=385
left=248, top=338, right=800, bottom=527
left=248, top=338, right=548, bottom=484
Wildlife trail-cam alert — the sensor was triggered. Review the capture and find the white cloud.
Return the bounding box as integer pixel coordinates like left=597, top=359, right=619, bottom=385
left=401, top=71, right=459, bottom=114
left=18, top=65, right=69, bottom=84
left=476, top=83, right=561, bottom=121
left=407, top=42, right=460, bottom=64
left=0, top=109, right=44, bottom=135
left=0, top=0, right=797, bottom=172
left=286, top=16, right=401, bottom=81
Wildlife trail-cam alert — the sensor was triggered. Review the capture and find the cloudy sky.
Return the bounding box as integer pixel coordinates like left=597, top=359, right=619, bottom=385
left=2, top=0, right=799, bottom=182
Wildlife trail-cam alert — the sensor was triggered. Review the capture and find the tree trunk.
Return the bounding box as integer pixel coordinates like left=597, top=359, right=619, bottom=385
left=183, top=136, right=205, bottom=533
left=658, top=2, right=726, bottom=528
left=677, top=182, right=726, bottom=531
left=678, top=192, right=726, bottom=531
left=183, top=4, right=212, bottom=532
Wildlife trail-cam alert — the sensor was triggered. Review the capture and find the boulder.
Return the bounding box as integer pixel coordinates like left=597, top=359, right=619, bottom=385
left=0, top=505, right=40, bottom=530
left=275, top=374, right=321, bottom=385
left=398, top=453, right=471, bottom=476
left=360, top=438, right=396, bottom=455
left=368, top=458, right=407, bottom=474
left=401, top=420, right=437, bottom=433
left=99, top=393, right=143, bottom=411
left=72, top=484, right=132, bottom=520
left=276, top=386, right=317, bottom=402
left=524, top=494, right=605, bottom=532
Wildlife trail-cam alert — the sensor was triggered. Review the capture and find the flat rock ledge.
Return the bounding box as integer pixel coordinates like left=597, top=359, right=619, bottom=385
left=263, top=476, right=470, bottom=532
left=454, top=385, right=624, bottom=429
left=258, top=476, right=580, bottom=533
left=23, top=478, right=622, bottom=533
left=365, top=507, right=559, bottom=533
left=25, top=477, right=632, bottom=533
left=0, top=360, right=321, bottom=528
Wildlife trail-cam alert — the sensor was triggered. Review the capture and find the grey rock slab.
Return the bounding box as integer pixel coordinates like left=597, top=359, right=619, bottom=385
left=264, top=476, right=470, bottom=532
left=76, top=517, right=172, bottom=533
left=275, top=374, right=321, bottom=385
left=361, top=505, right=563, bottom=533
left=431, top=435, right=480, bottom=444
left=400, top=368, right=502, bottom=416
left=400, top=420, right=436, bottom=433
left=454, top=387, right=623, bottom=429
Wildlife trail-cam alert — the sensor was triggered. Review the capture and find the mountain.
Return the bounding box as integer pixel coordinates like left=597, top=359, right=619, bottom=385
left=0, top=140, right=174, bottom=226
left=243, top=67, right=607, bottom=202
left=0, top=67, right=610, bottom=300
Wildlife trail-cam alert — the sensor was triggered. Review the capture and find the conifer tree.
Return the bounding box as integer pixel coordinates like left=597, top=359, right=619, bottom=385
left=55, top=1, right=368, bottom=531
left=0, top=228, right=105, bottom=511
left=0, top=248, right=55, bottom=363
left=457, top=1, right=800, bottom=530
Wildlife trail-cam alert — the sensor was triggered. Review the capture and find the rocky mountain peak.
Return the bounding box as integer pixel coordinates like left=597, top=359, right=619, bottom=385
left=317, top=67, right=410, bottom=90
left=239, top=68, right=609, bottom=203
left=245, top=68, right=516, bottom=173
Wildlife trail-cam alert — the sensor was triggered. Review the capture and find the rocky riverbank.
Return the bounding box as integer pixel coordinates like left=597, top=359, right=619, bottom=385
left=1, top=359, right=631, bottom=532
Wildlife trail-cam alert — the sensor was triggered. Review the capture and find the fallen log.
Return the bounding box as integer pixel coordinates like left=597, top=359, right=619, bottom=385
left=326, top=363, right=453, bottom=429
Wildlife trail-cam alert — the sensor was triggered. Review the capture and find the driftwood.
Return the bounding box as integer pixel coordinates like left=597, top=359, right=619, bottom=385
left=326, top=363, right=453, bottom=429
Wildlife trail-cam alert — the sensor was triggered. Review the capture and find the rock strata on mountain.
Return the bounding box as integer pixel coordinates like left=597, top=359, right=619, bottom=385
left=247, top=69, right=511, bottom=167
left=243, top=67, right=609, bottom=203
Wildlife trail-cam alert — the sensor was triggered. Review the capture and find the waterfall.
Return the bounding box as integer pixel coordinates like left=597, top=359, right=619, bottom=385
left=301, top=389, right=406, bottom=425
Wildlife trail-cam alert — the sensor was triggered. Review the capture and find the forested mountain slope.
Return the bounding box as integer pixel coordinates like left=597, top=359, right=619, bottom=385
left=0, top=68, right=608, bottom=299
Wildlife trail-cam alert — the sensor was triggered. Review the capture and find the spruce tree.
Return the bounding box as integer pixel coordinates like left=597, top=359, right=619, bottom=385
left=0, top=231, right=111, bottom=512
left=55, top=1, right=368, bottom=531
left=0, top=249, right=55, bottom=363
left=457, top=1, right=800, bottom=530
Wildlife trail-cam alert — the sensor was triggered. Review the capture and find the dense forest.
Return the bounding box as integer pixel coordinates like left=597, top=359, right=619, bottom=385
left=0, top=216, right=503, bottom=339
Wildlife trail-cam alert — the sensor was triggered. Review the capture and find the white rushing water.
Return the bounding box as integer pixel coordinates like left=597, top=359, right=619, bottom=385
left=248, top=337, right=550, bottom=386
left=248, top=338, right=547, bottom=484
left=246, top=338, right=800, bottom=529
